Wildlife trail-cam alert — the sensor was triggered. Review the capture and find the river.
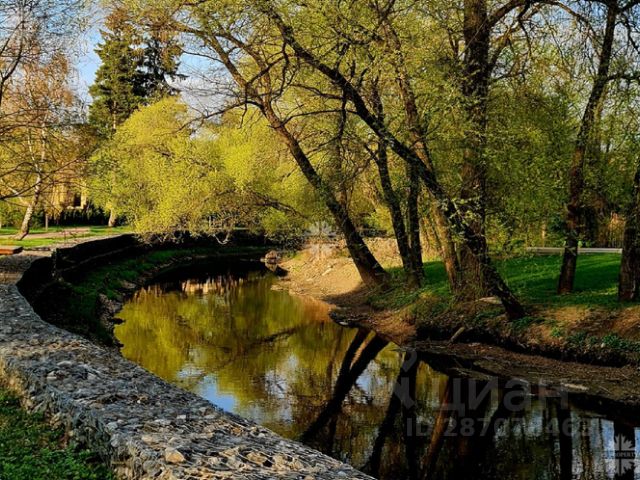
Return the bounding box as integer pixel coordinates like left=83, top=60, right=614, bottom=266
left=114, top=260, right=640, bottom=480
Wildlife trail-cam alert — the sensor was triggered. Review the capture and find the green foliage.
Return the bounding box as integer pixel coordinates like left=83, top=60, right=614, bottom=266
left=90, top=98, right=323, bottom=240
left=497, top=254, right=622, bottom=307
left=0, top=390, right=113, bottom=480
left=600, top=334, right=640, bottom=354
left=88, top=6, right=182, bottom=137
left=510, top=316, right=544, bottom=334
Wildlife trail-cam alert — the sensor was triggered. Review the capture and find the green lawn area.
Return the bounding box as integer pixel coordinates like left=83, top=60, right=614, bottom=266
left=0, top=390, right=112, bottom=480
left=0, top=226, right=131, bottom=249
left=373, top=253, right=623, bottom=310
left=498, top=253, right=621, bottom=307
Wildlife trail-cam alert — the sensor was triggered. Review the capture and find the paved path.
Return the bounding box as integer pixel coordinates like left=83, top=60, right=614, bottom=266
left=526, top=247, right=622, bottom=255
left=0, top=227, right=92, bottom=240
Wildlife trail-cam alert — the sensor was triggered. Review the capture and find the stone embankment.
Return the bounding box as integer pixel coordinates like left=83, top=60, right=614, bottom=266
left=0, top=238, right=373, bottom=480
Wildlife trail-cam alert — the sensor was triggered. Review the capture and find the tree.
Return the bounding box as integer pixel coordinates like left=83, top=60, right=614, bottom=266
left=88, top=5, right=184, bottom=227
left=91, top=97, right=322, bottom=240
left=558, top=1, right=620, bottom=294
left=140, top=24, right=183, bottom=97
left=0, top=0, right=88, bottom=236
left=116, top=0, right=640, bottom=318
left=0, top=51, right=89, bottom=239
left=619, top=157, right=640, bottom=301
left=254, top=1, right=526, bottom=317
left=0, top=0, right=87, bottom=206
left=0, top=0, right=84, bottom=118
left=160, top=4, right=390, bottom=286
left=88, top=7, right=146, bottom=137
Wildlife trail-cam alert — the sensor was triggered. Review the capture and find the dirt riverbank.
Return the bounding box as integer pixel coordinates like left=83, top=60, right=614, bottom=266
left=279, top=241, right=640, bottom=410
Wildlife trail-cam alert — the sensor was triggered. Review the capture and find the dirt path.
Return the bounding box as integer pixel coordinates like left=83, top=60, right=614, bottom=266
left=0, top=227, right=92, bottom=240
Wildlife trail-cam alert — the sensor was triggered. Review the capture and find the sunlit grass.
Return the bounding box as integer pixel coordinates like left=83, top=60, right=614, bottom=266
left=0, top=225, right=132, bottom=248
left=371, top=253, right=622, bottom=310
left=498, top=254, right=621, bottom=307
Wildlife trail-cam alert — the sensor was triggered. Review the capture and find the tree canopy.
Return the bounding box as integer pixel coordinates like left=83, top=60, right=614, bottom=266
left=5, top=0, right=640, bottom=315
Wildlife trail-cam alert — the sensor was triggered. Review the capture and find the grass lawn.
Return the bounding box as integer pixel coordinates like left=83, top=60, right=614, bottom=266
left=372, top=253, right=622, bottom=310
left=0, top=226, right=131, bottom=249
left=0, top=390, right=112, bottom=480
left=370, top=253, right=640, bottom=363
left=497, top=253, right=621, bottom=307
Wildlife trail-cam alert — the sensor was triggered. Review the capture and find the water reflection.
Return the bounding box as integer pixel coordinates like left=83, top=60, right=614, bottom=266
left=115, top=268, right=640, bottom=480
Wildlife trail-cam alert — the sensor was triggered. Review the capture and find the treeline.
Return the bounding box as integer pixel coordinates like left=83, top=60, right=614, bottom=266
left=3, top=1, right=640, bottom=319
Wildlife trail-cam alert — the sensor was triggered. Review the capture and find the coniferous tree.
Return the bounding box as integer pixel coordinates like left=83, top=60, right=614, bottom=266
left=89, top=7, right=183, bottom=137
left=88, top=7, right=146, bottom=137
left=140, top=28, right=183, bottom=98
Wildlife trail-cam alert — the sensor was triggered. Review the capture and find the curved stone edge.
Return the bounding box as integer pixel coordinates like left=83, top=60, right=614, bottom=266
left=0, top=284, right=374, bottom=479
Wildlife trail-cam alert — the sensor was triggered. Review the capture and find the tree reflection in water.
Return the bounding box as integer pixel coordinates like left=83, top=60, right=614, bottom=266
left=115, top=269, right=640, bottom=480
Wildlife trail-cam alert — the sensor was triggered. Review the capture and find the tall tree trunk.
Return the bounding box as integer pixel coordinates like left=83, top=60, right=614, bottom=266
left=619, top=160, right=640, bottom=301
left=263, top=105, right=389, bottom=287
left=458, top=0, right=491, bottom=299
left=558, top=4, right=617, bottom=294
left=208, top=34, right=389, bottom=288
left=381, top=19, right=453, bottom=288
left=108, top=208, right=117, bottom=227
left=374, top=138, right=418, bottom=286
left=433, top=204, right=461, bottom=290
left=16, top=174, right=42, bottom=241
left=16, top=126, right=46, bottom=241
left=407, top=163, right=424, bottom=285
left=263, top=7, right=526, bottom=319
left=371, top=85, right=421, bottom=286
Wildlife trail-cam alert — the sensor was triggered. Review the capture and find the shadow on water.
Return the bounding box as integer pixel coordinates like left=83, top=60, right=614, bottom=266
left=115, top=267, right=640, bottom=480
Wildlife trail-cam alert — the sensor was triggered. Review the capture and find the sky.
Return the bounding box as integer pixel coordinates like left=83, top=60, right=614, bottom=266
left=72, top=15, right=104, bottom=105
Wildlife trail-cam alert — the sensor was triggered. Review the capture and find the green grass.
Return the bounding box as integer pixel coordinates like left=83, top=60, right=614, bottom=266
left=0, top=390, right=113, bottom=480
left=497, top=253, right=621, bottom=307
left=371, top=253, right=622, bottom=310
left=0, top=226, right=131, bottom=248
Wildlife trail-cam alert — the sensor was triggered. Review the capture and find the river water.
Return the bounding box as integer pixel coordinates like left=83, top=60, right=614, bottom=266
left=114, top=261, right=640, bottom=480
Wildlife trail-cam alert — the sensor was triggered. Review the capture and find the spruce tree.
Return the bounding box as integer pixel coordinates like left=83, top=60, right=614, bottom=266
left=89, top=8, right=183, bottom=137
left=88, top=7, right=146, bottom=137
left=140, top=28, right=183, bottom=98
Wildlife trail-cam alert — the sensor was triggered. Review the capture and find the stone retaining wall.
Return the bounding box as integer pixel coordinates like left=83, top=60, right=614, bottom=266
left=0, top=245, right=373, bottom=479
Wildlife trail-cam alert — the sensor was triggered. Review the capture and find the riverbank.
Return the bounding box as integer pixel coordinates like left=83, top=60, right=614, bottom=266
left=36, top=245, right=271, bottom=345
left=280, top=241, right=640, bottom=408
